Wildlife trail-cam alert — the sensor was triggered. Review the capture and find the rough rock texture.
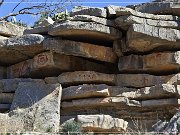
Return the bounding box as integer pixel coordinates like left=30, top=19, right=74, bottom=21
left=77, top=115, right=128, bottom=132
left=0, top=21, right=26, bottom=37
left=0, top=34, right=44, bottom=65
left=24, top=26, right=48, bottom=34
left=70, top=6, right=107, bottom=18
left=118, top=51, right=180, bottom=73
left=48, top=21, right=121, bottom=46
left=126, top=24, right=180, bottom=53
left=58, top=71, right=116, bottom=86
left=0, top=93, right=14, bottom=103
left=44, top=38, right=117, bottom=63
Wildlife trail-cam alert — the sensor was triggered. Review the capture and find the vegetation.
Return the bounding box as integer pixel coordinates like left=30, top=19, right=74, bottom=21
left=63, top=121, right=82, bottom=135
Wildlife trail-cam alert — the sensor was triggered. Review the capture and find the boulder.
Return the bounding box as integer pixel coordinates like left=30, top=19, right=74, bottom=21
left=0, top=34, right=44, bottom=65
left=44, top=77, right=58, bottom=84
left=44, top=38, right=117, bottom=63
left=115, top=15, right=180, bottom=30
left=0, top=104, right=11, bottom=112
left=48, top=21, right=121, bottom=46
left=77, top=115, right=128, bottom=132
left=8, top=52, right=117, bottom=78
left=24, top=26, right=48, bottom=34
left=126, top=24, right=180, bottom=53
left=70, top=6, right=107, bottom=18
left=62, top=84, right=110, bottom=100
left=118, top=51, right=180, bottom=74
left=0, top=21, right=25, bottom=37
left=58, top=71, right=116, bottom=86
left=0, top=93, right=14, bottom=103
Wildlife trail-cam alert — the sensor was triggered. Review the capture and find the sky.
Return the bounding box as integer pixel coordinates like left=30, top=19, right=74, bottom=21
left=0, top=0, right=151, bottom=26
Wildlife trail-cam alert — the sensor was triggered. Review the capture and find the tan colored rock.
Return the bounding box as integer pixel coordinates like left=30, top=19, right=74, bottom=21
left=44, top=38, right=117, bottom=63
left=126, top=24, right=180, bottom=53
left=142, top=98, right=180, bottom=107
left=58, top=71, right=116, bottom=86
left=44, top=77, right=58, bottom=84
left=62, top=97, right=141, bottom=109
left=0, top=93, right=14, bottom=103
left=8, top=52, right=116, bottom=78
left=62, top=84, right=110, bottom=100
left=0, top=21, right=25, bottom=37
left=77, top=115, right=128, bottom=132
left=118, top=51, right=180, bottom=73
left=48, top=21, right=122, bottom=46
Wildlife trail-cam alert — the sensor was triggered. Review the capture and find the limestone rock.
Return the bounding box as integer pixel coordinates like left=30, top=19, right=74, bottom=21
left=0, top=93, right=14, bottom=103
left=115, top=15, right=180, bottom=30
left=71, top=15, right=115, bottom=27
left=8, top=52, right=116, bottom=78
left=0, top=34, right=44, bottom=65
left=9, top=82, right=62, bottom=132
left=70, top=6, right=107, bottom=18
left=62, top=84, right=110, bottom=100
left=44, top=38, right=117, bottom=63
left=58, top=71, right=116, bottom=86
left=77, top=115, right=128, bottom=132
left=106, top=5, right=180, bottom=21
left=133, top=1, right=180, bottom=16
left=0, top=21, right=26, bottom=37
left=126, top=24, right=180, bottom=53
left=62, top=97, right=141, bottom=109
left=48, top=21, right=121, bottom=46
left=118, top=51, right=180, bottom=73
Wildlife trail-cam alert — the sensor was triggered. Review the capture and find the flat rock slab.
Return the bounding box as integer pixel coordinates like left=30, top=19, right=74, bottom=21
left=62, top=97, right=141, bottom=109
left=48, top=21, right=121, bottom=46
left=118, top=51, right=180, bottom=74
left=142, top=98, right=180, bottom=107
left=126, top=24, right=180, bottom=53
left=24, top=26, right=48, bottom=34
left=116, top=73, right=180, bottom=88
left=0, top=21, right=26, bottom=37
left=0, top=78, right=44, bottom=92
left=62, top=84, right=110, bottom=100
left=0, top=104, right=11, bottom=111
left=77, top=115, right=128, bottom=132
left=71, top=15, right=115, bottom=27
left=0, top=34, right=44, bottom=65
left=9, top=82, right=62, bottom=132
left=115, top=15, right=180, bottom=30
left=58, top=71, right=116, bottom=86
left=133, top=2, right=180, bottom=16
left=0, top=93, right=14, bottom=103
left=44, top=38, right=117, bottom=63
left=70, top=6, right=107, bottom=18
left=8, top=52, right=117, bottom=78
left=106, top=5, right=180, bottom=21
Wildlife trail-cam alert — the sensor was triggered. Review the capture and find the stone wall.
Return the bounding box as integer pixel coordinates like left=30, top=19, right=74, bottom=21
left=0, top=1, right=180, bottom=133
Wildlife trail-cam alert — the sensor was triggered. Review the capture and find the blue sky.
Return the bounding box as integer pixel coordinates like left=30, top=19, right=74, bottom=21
left=0, top=0, right=150, bottom=26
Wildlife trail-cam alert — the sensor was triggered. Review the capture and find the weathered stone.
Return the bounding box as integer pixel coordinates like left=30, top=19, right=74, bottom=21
left=113, top=40, right=124, bottom=57
left=0, top=78, right=44, bottom=92
left=106, top=5, right=180, bottom=21
left=133, top=1, right=180, bottom=16
left=71, top=15, right=115, bottom=27
left=110, top=84, right=180, bottom=100
left=115, top=15, right=180, bottom=30
left=0, top=34, right=44, bottom=65
left=62, top=84, right=110, bottom=100
left=58, top=71, right=116, bottom=86
left=24, top=26, right=48, bottom=34
left=48, top=21, right=121, bottom=46
left=8, top=52, right=117, bottom=78
left=70, top=6, right=107, bottom=18
left=0, top=21, right=26, bottom=37
left=0, top=93, right=14, bottom=103
left=9, top=82, right=62, bottom=132
left=44, top=77, right=58, bottom=84
left=0, top=66, right=6, bottom=79
left=62, top=97, right=141, bottom=109
left=36, top=17, right=54, bottom=27
left=126, top=24, right=180, bottom=53
left=77, top=115, right=128, bottom=132
left=142, top=98, right=180, bottom=107
left=118, top=52, right=180, bottom=73
left=44, top=38, right=117, bottom=63
left=116, top=74, right=180, bottom=88
left=0, top=104, right=11, bottom=111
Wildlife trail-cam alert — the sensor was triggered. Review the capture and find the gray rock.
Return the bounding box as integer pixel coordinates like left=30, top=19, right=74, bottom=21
left=0, top=21, right=26, bottom=37
left=70, top=6, right=107, bottom=18
left=24, top=26, right=48, bottom=34
left=0, top=93, right=14, bottom=103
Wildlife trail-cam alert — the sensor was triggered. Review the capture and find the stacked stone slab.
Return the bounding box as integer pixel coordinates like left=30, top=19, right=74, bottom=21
left=0, top=1, right=180, bottom=133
